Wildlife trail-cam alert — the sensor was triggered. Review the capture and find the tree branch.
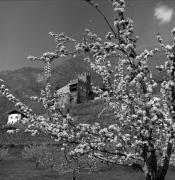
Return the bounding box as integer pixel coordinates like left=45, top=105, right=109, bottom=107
left=93, top=153, right=143, bottom=172
left=84, top=0, right=117, bottom=38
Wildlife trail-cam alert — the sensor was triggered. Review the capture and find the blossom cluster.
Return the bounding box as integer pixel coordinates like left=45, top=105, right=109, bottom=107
left=0, top=79, right=32, bottom=118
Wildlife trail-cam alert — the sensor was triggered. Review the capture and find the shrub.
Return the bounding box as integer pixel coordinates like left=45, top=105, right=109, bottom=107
left=22, top=143, right=54, bottom=171
left=41, top=151, right=55, bottom=171
left=0, top=147, right=9, bottom=161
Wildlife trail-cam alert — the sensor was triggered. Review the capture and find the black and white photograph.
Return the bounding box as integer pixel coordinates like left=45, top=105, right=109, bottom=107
left=0, top=0, right=175, bottom=179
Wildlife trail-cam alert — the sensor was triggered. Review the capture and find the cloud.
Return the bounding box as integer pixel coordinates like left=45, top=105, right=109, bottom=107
left=154, top=3, right=174, bottom=24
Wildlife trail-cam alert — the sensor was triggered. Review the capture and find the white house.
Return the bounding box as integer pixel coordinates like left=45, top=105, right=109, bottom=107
left=7, top=110, right=27, bottom=125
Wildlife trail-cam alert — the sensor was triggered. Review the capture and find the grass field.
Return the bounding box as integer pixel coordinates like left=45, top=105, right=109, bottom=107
left=0, top=146, right=145, bottom=180
left=0, top=144, right=175, bottom=180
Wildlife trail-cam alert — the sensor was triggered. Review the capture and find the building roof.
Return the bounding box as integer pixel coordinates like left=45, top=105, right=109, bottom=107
left=8, top=110, right=28, bottom=118
left=69, top=79, right=78, bottom=85
left=8, top=110, right=21, bottom=115
left=56, top=84, right=70, bottom=95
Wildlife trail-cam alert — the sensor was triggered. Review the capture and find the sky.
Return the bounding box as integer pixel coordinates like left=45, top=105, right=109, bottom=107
left=0, top=0, right=175, bottom=71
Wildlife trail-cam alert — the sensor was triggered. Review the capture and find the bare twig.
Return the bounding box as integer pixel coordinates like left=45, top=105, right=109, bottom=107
left=84, top=0, right=117, bottom=38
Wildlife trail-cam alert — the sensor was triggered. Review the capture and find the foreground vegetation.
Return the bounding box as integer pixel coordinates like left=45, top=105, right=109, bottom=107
left=0, top=145, right=175, bottom=180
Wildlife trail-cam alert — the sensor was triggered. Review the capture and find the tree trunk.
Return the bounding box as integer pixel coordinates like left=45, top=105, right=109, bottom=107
left=143, top=164, right=157, bottom=180
left=72, top=169, right=76, bottom=180
left=155, top=142, right=172, bottom=180
left=142, top=142, right=171, bottom=180
left=143, top=148, right=158, bottom=180
left=145, top=174, right=165, bottom=180
left=144, top=164, right=168, bottom=180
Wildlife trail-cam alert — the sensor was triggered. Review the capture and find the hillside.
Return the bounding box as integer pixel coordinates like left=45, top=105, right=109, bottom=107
left=0, top=51, right=168, bottom=125
left=0, top=56, right=102, bottom=124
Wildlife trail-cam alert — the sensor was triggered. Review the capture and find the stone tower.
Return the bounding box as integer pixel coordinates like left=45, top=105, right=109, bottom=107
left=69, top=73, right=92, bottom=104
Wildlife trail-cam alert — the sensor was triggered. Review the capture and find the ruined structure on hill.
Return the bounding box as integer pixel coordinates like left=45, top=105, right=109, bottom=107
left=56, top=73, right=94, bottom=108
left=69, top=72, right=93, bottom=104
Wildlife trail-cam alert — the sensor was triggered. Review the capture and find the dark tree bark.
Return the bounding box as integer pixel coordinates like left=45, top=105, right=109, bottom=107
left=143, top=142, right=172, bottom=180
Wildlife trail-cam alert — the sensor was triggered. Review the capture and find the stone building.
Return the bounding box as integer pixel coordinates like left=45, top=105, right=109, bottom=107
left=69, top=73, right=93, bottom=104
left=56, top=84, right=70, bottom=112
left=56, top=73, right=94, bottom=108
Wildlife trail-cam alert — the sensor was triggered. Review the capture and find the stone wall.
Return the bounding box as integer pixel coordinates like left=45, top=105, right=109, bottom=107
left=57, top=73, right=93, bottom=107
left=77, top=73, right=92, bottom=103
